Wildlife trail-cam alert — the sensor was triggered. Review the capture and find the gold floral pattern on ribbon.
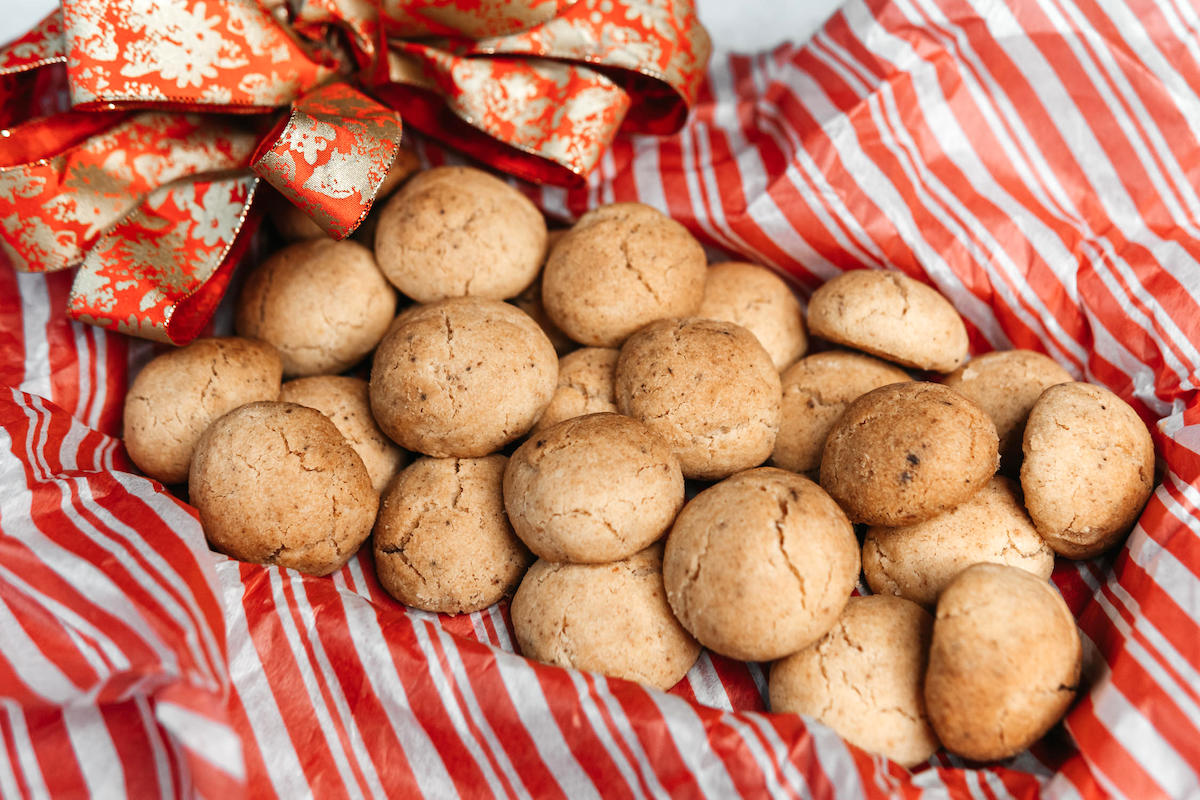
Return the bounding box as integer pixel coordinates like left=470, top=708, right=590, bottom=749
left=0, top=113, right=257, bottom=273
left=0, top=11, right=65, bottom=74
left=68, top=174, right=259, bottom=343
left=252, top=83, right=402, bottom=237
left=61, top=0, right=335, bottom=108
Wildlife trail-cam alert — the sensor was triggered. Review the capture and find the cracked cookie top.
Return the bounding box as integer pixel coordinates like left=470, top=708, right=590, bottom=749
left=532, top=347, right=620, bottom=433
left=374, top=454, right=531, bottom=615
left=504, top=412, right=685, bottom=563
left=616, top=317, right=782, bottom=481
left=662, top=467, right=859, bottom=662
left=770, top=595, right=939, bottom=768
left=374, top=166, right=548, bottom=303
left=541, top=202, right=707, bottom=347
left=234, top=238, right=396, bottom=377
left=369, top=297, right=558, bottom=457
left=806, top=269, right=969, bottom=373
left=189, top=401, right=378, bottom=577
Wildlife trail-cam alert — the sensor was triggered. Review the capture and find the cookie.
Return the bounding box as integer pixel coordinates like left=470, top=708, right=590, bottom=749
left=235, top=238, right=396, bottom=377
left=616, top=318, right=782, bottom=480
left=925, top=563, right=1081, bottom=761
left=1021, top=382, right=1154, bottom=558
left=533, top=348, right=619, bottom=432
left=278, top=375, right=407, bottom=493
left=374, top=166, right=547, bottom=302
left=863, top=476, right=1055, bottom=607
left=820, top=382, right=999, bottom=526
left=771, top=351, right=911, bottom=474
left=189, top=402, right=378, bottom=576
left=369, top=298, right=557, bottom=457
left=696, top=261, right=807, bottom=370
left=505, top=413, right=685, bottom=563
left=351, top=146, right=423, bottom=247
left=374, top=455, right=532, bottom=614
left=807, top=270, right=969, bottom=372
left=123, top=337, right=282, bottom=484
left=542, top=203, right=706, bottom=347
left=511, top=545, right=701, bottom=691
left=662, top=468, right=859, bottom=661
left=770, top=595, right=939, bottom=768
left=943, top=350, right=1072, bottom=459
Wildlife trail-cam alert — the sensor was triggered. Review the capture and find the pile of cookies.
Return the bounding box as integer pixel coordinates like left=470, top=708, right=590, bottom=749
left=121, top=155, right=1157, bottom=769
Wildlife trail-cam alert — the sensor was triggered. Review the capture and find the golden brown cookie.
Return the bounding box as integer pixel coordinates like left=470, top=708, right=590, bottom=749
left=542, top=203, right=706, bottom=347
left=123, top=337, right=282, bottom=484
left=504, top=413, right=685, bottom=563
left=374, top=455, right=532, bottom=614
left=374, top=166, right=547, bottom=302
left=807, top=270, right=969, bottom=372
left=511, top=545, right=701, bottom=691
left=944, top=350, right=1072, bottom=459
left=351, top=147, right=423, bottom=246
left=189, top=402, right=378, bottom=576
left=662, top=468, right=859, bottom=661
left=863, top=476, right=1055, bottom=607
left=925, top=563, right=1081, bottom=761
left=770, top=595, right=939, bottom=768
left=533, top=348, right=619, bottom=433
left=235, top=238, right=396, bottom=377
left=369, top=298, right=557, bottom=457
left=696, top=261, right=807, bottom=371
left=771, top=351, right=911, bottom=474
left=616, top=318, right=782, bottom=480
left=820, top=382, right=999, bottom=526
left=1021, top=382, right=1154, bottom=558
left=278, top=375, right=407, bottom=493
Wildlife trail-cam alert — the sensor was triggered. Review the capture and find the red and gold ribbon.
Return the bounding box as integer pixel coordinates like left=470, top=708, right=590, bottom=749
left=0, top=0, right=710, bottom=343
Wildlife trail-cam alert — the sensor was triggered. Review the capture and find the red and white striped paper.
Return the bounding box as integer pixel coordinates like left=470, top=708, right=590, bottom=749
left=3, top=0, right=1200, bottom=797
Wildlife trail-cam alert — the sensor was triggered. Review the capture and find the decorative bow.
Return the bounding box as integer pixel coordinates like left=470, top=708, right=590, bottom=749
left=0, top=0, right=710, bottom=343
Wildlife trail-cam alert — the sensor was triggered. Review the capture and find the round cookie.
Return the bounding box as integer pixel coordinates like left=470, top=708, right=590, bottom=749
left=772, top=351, right=911, bottom=474
left=807, top=270, right=969, bottom=372
left=863, top=476, right=1055, bottom=607
left=505, top=413, right=685, bottom=563
left=374, top=166, right=547, bottom=302
left=278, top=376, right=407, bottom=493
left=542, top=203, right=706, bottom=347
left=351, top=146, right=423, bottom=247
left=123, top=337, right=282, bottom=484
left=511, top=545, right=700, bottom=690
left=1021, top=382, right=1154, bottom=559
left=820, top=382, right=999, bottom=526
left=189, top=402, right=378, bottom=576
left=369, top=298, right=557, bottom=457
left=944, top=350, right=1073, bottom=459
left=662, top=468, right=859, bottom=661
left=616, top=318, right=782, bottom=480
left=235, top=238, right=396, bottom=377
left=696, top=261, right=807, bottom=371
left=925, top=563, right=1081, bottom=761
left=533, top=348, right=619, bottom=432
left=374, top=455, right=532, bottom=614
left=770, top=595, right=939, bottom=768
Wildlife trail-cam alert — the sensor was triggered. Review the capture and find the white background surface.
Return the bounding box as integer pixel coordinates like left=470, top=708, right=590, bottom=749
left=0, top=0, right=847, bottom=53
